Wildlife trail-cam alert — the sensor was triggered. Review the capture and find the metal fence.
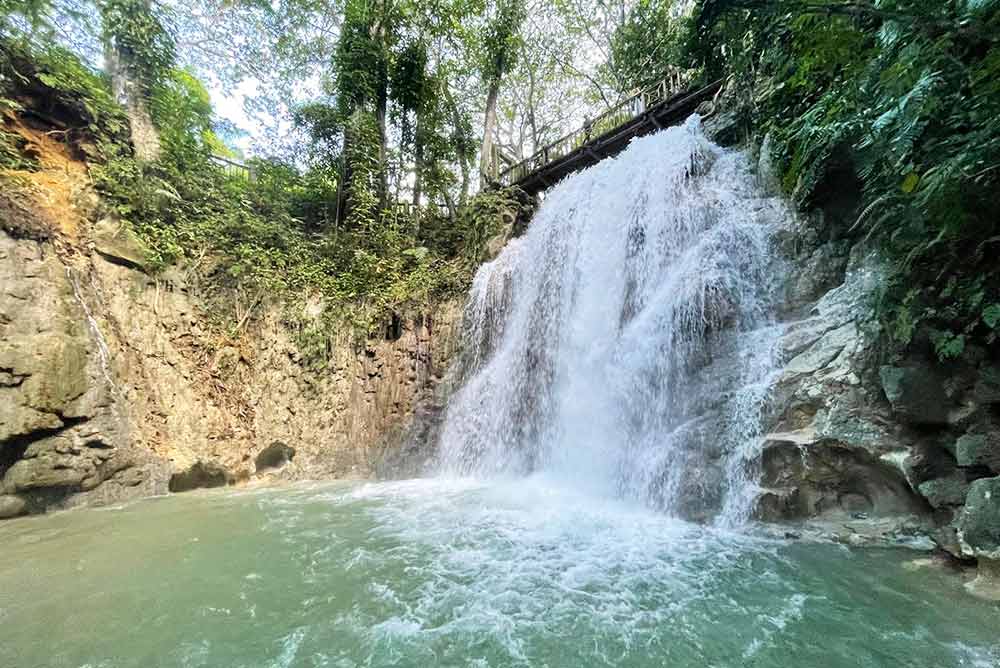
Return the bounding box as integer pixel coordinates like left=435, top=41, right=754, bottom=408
left=210, top=154, right=254, bottom=181
left=490, top=69, right=695, bottom=189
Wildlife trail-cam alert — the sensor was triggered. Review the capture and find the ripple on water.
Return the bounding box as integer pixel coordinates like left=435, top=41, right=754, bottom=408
left=0, top=479, right=998, bottom=668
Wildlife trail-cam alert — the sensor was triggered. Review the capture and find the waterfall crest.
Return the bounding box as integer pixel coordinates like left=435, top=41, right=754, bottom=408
left=438, top=117, right=788, bottom=524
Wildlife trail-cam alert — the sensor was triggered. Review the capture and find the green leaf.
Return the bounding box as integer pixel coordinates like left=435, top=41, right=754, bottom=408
left=931, top=330, right=966, bottom=360
left=900, top=171, right=920, bottom=193
left=983, top=304, right=1000, bottom=329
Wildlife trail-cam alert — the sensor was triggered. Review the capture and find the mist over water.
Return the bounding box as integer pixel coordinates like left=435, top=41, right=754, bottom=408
left=439, top=117, right=785, bottom=523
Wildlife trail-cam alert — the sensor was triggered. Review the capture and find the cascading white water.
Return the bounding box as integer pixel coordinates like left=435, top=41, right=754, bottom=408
left=438, top=116, right=789, bottom=524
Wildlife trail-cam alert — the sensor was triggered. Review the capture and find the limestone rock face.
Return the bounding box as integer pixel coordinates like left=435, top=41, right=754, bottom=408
left=759, top=232, right=914, bottom=525
left=0, top=230, right=159, bottom=513
left=0, top=224, right=462, bottom=518
left=758, top=190, right=1000, bottom=569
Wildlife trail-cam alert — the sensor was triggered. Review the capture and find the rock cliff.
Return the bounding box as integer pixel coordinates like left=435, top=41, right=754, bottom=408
left=0, top=174, right=461, bottom=519
left=753, top=150, right=1000, bottom=599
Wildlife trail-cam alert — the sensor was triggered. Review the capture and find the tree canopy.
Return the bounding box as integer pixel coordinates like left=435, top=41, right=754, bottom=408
left=2, top=0, right=998, bottom=358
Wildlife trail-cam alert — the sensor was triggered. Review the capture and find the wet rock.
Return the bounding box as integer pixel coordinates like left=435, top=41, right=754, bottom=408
left=756, top=132, right=781, bottom=194
left=917, top=474, right=969, bottom=510
left=758, top=440, right=921, bottom=520
left=955, top=432, right=1000, bottom=472
left=255, top=442, right=295, bottom=473
left=168, top=462, right=232, bottom=493
left=780, top=317, right=839, bottom=359
left=702, top=106, right=742, bottom=147
left=879, top=365, right=951, bottom=426
left=0, top=494, right=26, bottom=519
left=786, top=241, right=851, bottom=311
left=812, top=390, right=898, bottom=452
left=957, top=476, right=1000, bottom=559
left=784, top=323, right=858, bottom=376
left=756, top=487, right=802, bottom=521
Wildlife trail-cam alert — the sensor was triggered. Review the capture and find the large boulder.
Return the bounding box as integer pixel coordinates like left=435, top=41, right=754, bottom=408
left=957, top=476, right=1000, bottom=559
left=255, top=442, right=296, bottom=473
left=879, top=365, right=951, bottom=426
left=90, top=217, right=148, bottom=271
left=955, top=432, right=1000, bottom=473
left=917, top=473, right=969, bottom=510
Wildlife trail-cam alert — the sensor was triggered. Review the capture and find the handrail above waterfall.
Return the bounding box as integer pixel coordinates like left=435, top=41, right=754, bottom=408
left=211, top=154, right=254, bottom=181
left=487, top=75, right=724, bottom=197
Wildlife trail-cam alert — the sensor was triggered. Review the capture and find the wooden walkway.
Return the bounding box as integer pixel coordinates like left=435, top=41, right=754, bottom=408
left=488, top=75, right=724, bottom=197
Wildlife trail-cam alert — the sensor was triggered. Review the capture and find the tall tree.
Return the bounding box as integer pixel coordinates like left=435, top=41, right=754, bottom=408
left=331, top=0, right=395, bottom=224
left=100, top=0, right=175, bottom=161
left=476, top=0, right=524, bottom=185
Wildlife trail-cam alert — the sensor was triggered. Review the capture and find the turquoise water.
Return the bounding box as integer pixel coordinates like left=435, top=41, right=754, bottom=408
left=0, top=478, right=997, bottom=668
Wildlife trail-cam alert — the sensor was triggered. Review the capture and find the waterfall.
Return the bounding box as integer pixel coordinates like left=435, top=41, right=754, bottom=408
left=438, top=116, right=787, bottom=524
left=66, top=266, right=119, bottom=395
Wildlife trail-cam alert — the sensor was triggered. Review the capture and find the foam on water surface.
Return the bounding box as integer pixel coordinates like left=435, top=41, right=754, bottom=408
left=0, top=480, right=997, bottom=668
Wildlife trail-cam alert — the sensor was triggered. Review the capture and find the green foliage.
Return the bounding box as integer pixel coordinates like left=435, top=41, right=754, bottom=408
left=0, top=37, right=129, bottom=149
left=609, top=0, right=696, bottom=89
left=100, top=0, right=176, bottom=93
left=332, top=0, right=392, bottom=119
left=293, top=102, right=341, bottom=159
left=390, top=38, right=430, bottom=122
left=0, top=128, right=34, bottom=169
left=150, top=68, right=215, bottom=158
left=0, top=3, right=529, bottom=364
left=480, top=0, right=525, bottom=84
left=622, top=0, right=1000, bottom=358
left=342, top=109, right=382, bottom=230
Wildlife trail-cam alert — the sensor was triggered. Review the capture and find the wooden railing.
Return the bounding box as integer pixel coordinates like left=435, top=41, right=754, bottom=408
left=490, top=69, right=695, bottom=189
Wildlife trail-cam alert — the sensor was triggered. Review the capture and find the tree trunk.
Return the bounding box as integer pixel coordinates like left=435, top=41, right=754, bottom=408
left=373, top=0, right=390, bottom=211
left=442, top=83, right=471, bottom=206
left=479, top=79, right=500, bottom=188
left=105, top=40, right=161, bottom=162
left=335, top=144, right=350, bottom=227
left=376, top=86, right=389, bottom=210
left=413, top=115, right=423, bottom=207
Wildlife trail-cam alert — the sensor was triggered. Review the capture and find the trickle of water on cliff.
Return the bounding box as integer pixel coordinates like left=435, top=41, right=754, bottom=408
left=439, top=116, right=784, bottom=524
